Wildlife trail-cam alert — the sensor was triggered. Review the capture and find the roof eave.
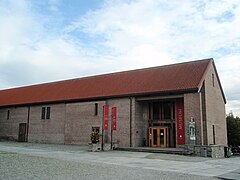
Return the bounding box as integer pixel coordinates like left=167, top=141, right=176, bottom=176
left=197, top=58, right=213, bottom=91
left=0, top=88, right=198, bottom=108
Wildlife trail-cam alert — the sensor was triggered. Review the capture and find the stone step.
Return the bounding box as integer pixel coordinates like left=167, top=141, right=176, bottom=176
left=116, top=147, right=192, bottom=155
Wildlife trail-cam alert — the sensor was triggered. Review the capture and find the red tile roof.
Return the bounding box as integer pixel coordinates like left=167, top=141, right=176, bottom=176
left=0, top=59, right=213, bottom=107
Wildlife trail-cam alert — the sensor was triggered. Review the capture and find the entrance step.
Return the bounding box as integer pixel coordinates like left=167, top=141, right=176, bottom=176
left=116, top=147, right=191, bottom=155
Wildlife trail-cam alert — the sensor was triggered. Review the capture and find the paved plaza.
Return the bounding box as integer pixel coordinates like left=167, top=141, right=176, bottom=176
left=0, top=141, right=240, bottom=180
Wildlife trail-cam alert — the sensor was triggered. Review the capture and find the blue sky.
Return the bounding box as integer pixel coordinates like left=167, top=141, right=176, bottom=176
left=0, top=0, right=240, bottom=116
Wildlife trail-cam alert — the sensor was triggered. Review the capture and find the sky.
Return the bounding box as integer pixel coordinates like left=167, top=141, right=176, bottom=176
left=0, top=0, right=240, bottom=116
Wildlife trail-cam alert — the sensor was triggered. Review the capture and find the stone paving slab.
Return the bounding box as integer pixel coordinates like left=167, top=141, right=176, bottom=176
left=0, top=141, right=240, bottom=179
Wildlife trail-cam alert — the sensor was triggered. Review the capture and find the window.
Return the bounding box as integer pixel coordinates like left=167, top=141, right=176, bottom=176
left=41, top=107, right=51, bottom=119
left=212, top=125, right=216, bottom=145
left=212, top=74, right=214, bottom=87
left=153, top=102, right=160, bottom=120
left=7, top=110, right=10, bottom=120
left=148, top=103, right=152, bottom=120
left=46, top=107, right=51, bottom=119
left=94, top=103, right=98, bottom=116
left=162, top=102, right=172, bottom=119
left=41, top=107, right=46, bottom=119
left=149, top=101, right=175, bottom=121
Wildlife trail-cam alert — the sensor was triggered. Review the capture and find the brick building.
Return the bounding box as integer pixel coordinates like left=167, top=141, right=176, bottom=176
left=0, top=59, right=227, bottom=149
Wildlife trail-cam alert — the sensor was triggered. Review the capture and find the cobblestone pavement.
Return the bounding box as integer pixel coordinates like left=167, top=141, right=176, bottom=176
left=0, top=141, right=240, bottom=180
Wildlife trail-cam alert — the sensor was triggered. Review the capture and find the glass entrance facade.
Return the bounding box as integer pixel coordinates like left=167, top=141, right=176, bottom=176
left=148, top=101, right=176, bottom=148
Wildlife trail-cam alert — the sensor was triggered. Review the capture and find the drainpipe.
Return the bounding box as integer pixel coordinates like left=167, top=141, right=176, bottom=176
left=101, top=105, right=104, bottom=150
left=130, top=97, right=132, bottom=147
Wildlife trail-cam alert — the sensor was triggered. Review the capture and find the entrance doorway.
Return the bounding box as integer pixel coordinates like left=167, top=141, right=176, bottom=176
left=147, top=101, right=176, bottom=148
left=18, top=123, right=27, bottom=142
left=149, top=127, right=169, bottom=147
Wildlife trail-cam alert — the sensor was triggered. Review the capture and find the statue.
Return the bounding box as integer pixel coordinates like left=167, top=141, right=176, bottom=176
left=189, top=117, right=196, bottom=144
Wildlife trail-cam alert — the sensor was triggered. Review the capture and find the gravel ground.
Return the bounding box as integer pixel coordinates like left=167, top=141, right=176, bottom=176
left=0, top=150, right=216, bottom=180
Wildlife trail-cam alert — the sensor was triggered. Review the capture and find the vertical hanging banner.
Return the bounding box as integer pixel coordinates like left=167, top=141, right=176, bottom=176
left=112, top=107, right=117, bottom=131
left=104, top=105, right=109, bottom=130
left=176, top=99, right=185, bottom=145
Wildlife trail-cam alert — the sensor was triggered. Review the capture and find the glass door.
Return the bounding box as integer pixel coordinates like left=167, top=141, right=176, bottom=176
left=149, top=127, right=168, bottom=147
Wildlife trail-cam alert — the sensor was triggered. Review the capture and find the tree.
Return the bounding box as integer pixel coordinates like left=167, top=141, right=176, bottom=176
left=226, top=112, right=240, bottom=147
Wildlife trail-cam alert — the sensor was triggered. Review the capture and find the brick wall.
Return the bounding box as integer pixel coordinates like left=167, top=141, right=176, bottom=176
left=107, top=98, right=131, bottom=147
left=204, top=63, right=227, bottom=146
left=184, top=93, right=202, bottom=146
left=132, top=99, right=148, bottom=147
left=28, top=104, right=66, bottom=144
left=0, top=107, right=28, bottom=140
left=64, top=98, right=131, bottom=147
left=0, top=98, right=132, bottom=147
left=65, top=101, right=104, bottom=145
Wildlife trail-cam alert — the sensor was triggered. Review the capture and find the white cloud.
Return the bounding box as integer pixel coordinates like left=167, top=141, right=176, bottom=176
left=67, top=0, right=240, bottom=61
left=226, top=100, right=240, bottom=117
left=217, top=55, right=240, bottom=117
left=0, top=0, right=116, bottom=87
left=48, top=0, right=61, bottom=12
left=218, top=55, right=240, bottom=94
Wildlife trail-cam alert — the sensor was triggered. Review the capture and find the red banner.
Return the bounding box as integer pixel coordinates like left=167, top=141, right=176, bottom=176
left=112, top=107, right=117, bottom=131
left=104, top=105, right=109, bottom=130
left=176, top=99, right=185, bottom=145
